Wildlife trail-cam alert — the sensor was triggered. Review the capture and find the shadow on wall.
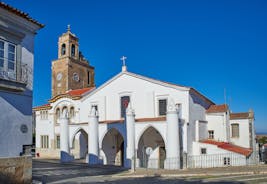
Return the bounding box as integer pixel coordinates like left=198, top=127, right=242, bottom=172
left=0, top=89, right=33, bottom=116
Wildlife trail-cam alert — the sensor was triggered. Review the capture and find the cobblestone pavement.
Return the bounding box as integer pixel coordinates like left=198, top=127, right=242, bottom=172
left=33, top=159, right=267, bottom=184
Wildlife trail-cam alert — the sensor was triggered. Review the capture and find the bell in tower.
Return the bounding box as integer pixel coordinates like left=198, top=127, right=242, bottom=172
left=58, top=25, right=79, bottom=60
left=51, top=26, right=95, bottom=97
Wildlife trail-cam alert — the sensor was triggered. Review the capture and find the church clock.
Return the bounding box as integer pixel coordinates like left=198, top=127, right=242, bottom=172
left=56, top=72, right=62, bottom=81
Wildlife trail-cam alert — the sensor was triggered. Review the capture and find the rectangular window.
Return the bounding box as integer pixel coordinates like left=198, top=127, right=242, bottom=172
left=0, top=39, right=16, bottom=80
left=201, top=148, right=207, bottom=154
left=87, top=71, right=90, bottom=85
left=40, top=110, right=48, bottom=120
left=231, top=124, right=239, bottom=138
left=208, top=130, right=214, bottom=139
left=0, top=41, right=4, bottom=68
left=158, top=99, right=167, bottom=116
left=223, top=157, right=230, bottom=165
left=121, top=96, right=130, bottom=118
left=56, top=135, right=60, bottom=149
left=92, top=105, right=98, bottom=112
left=41, top=135, right=49, bottom=148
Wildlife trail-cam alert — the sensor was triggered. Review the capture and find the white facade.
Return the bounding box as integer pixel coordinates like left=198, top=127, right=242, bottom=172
left=35, top=67, right=257, bottom=169
left=0, top=3, right=43, bottom=157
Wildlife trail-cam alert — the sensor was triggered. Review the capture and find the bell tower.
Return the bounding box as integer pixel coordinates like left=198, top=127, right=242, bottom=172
left=52, top=26, right=95, bottom=97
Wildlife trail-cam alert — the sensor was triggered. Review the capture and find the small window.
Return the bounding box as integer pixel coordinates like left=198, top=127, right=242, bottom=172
left=121, top=96, right=130, bottom=118
left=87, top=71, right=90, bottom=85
left=41, top=135, right=49, bottom=148
left=70, top=107, right=75, bottom=119
left=8, top=44, right=15, bottom=70
left=201, top=148, right=207, bottom=154
left=208, top=130, right=214, bottom=139
left=56, top=108, right=60, bottom=121
left=0, top=39, right=17, bottom=80
left=56, top=135, right=60, bottom=149
left=40, top=110, right=48, bottom=120
left=92, top=105, right=98, bottom=112
left=71, top=44, right=75, bottom=57
left=158, top=99, right=167, bottom=116
left=231, top=124, right=239, bottom=138
left=223, top=157, right=230, bottom=165
left=61, top=44, right=66, bottom=56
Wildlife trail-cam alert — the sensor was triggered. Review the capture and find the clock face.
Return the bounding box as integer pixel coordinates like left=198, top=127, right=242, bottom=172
left=56, top=73, right=62, bottom=81
left=73, top=73, right=79, bottom=82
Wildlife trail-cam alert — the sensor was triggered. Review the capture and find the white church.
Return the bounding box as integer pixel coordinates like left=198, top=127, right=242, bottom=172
left=34, top=28, right=258, bottom=169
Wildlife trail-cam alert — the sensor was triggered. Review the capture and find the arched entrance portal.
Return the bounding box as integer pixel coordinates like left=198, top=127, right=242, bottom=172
left=71, top=129, right=88, bottom=159
left=101, top=128, right=124, bottom=166
left=137, top=126, right=166, bottom=169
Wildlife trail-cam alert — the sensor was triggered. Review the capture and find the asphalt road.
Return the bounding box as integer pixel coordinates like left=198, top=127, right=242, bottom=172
left=33, top=159, right=267, bottom=184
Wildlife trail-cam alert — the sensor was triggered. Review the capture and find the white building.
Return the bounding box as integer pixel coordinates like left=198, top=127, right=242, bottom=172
left=0, top=2, right=43, bottom=157
left=34, top=29, right=257, bottom=169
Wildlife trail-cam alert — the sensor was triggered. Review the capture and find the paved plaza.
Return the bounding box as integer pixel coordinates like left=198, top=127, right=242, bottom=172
left=33, top=159, right=267, bottom=184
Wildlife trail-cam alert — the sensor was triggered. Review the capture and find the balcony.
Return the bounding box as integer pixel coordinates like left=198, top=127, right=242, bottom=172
left=0, top=64, right=31, bottom=92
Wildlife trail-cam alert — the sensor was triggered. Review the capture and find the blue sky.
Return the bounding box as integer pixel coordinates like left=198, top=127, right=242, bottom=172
left=4, top=0, right=267, bottom=133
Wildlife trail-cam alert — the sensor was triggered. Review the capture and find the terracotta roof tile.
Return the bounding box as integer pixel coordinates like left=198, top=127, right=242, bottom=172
left=0, top=2, right=44, bottom=28
left=66, top=87, right=94, bottom=96
left=33, top=103, right=52, bottom=111
left=230, top=112, right=253, bottom=120
left=206, top=104, right=228, bottom=113
left=201, top=139, right=252, bottom=156
left=49, top=87, right=95, bottom=103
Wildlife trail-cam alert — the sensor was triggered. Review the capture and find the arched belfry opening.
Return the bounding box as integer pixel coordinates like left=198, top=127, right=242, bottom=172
left=137, top=126, right=166, bottom=169
left=71, top=128, right=88, bottom=159
left=101, top=128, right=124, bottom=166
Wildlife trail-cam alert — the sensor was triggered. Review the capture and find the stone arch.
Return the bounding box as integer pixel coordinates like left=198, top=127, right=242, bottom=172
left=70, top=127, right=88, bottom=159
left=69, top=106, right=75, bottom=120
left=101, top=128, right=124, bottom=166
left=55, top=107, right=60, bottom=123
left=99, top=127, right=125, bottom=149
left=136, top=124, right=166, bottom=149
left=71, top=44, right=75, bottom=57
left=137, top=126, right=166, bottom=169
left=61, top=43, right=66, bottom=55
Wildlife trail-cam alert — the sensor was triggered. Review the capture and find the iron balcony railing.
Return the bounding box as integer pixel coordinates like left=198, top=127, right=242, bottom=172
left=0, top=64, right=32, bottom=84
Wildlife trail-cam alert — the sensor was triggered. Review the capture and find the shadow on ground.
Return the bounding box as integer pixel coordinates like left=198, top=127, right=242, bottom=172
left=79, top=176, right=245, bottom=184
left=33, top=160, right=128, bottom=183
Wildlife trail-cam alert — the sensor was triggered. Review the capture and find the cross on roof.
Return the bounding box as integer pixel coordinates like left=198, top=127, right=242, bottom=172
left=120, top=56, right=127, bottom=66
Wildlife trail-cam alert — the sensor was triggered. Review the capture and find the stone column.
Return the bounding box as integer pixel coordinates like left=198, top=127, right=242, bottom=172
left=126, top=103, right=135, bottom=169
left=60, top=109, right=73, bottom=162
left=165, top=99, right=180, bottom=169
left=88, top=106, right=99, bottom=164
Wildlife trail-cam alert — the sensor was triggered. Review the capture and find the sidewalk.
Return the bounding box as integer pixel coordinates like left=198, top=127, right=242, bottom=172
left=113, top=164, right=267, bottom=178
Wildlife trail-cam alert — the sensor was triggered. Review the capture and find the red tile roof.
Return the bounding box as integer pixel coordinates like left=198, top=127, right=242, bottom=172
left=0, top=2, right=44, bottom=28
left=66, top=87, right=94, bottom=96
left=49, top=87, right=95, bottom=103
left=33, top=104, right=52, bottom=111
left=230, top=112, right=253, bottom=120
left=201, top=139, right=252, bottom=156
left=206, top=104, right=228, bottom=113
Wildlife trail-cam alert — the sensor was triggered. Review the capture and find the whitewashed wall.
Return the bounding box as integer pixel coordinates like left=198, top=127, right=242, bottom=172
left=206, top=113, right=228, bottom=142
left=190, top=142, right=247, bottom=168
left=230, top=119, right=250, bottom=148
left=81, top=73, right=190, bottom=122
